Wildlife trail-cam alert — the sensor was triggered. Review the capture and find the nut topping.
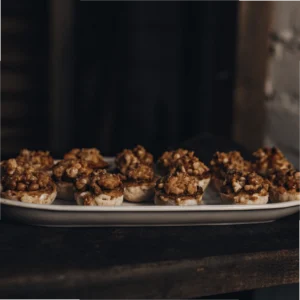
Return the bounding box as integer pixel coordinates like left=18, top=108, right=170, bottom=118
left=132, top=145, right=153, bottom=165
left=221, top=170, right=269, bottom=196
left=52, top=159, right=93, bottom=182
left=115, top=150, right=140, bottom=174
left=1, top=165, right=54, bottom=193
left=210, top=151, right=251, bottom=180
left=125, top=163, right=154, bottom=182
left=64, top=148, right=108, bottom=169
left=13, top=149, right=54, bottom=171
left=252, top=147, right=292, bottom=175
left=115, top=145, right=153, bottom=174
left=268, top=169, right=300, bottom=193
left=171, top=155, right=210, bottom=179
left=157, top=148, right=195, bottom=170
left=156, top=171, right=203, bottom=197
left=75, top=169, right=123, bottom=195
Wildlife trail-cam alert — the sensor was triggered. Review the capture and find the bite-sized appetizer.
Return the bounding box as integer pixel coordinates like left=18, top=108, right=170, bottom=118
left=210, top=151, right=251, bottom=191
left=220, top=170, right=269, bottom=205
left=252, top=147, right=292, bottom=176
left=15, top=149, right=54, bottom=171
left=74, top=169, right=124, bottom=206
left=171, top=156, right=210, bottom=190
left=52, top=159, right=93, bottom=201
left=64, top=148, right=109, bottom=169
left=115, top=145, right=153, bottom=174
left=157, top=148, right=195, bottom=175
left=1, top=161, right=56, bottom=204
left=155, top=170, right=204, bottom=206
left=121, top=163, right=156, bottom=203
left=268, top=169, right=300, bottom=202
left=131, top=145, right=154, bottom=165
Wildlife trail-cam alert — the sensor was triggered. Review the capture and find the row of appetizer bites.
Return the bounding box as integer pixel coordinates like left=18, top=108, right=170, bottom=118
left=115, top=146, right=210, bottom=206
left=0, top=145, right=155, bottom=206
left=54, top=148, right=110, bottom=200
left=0, top=146, right=259, bottom=206
left=0, top=148, right=110, bottom=204
left=210, top=147, right=299, bottom=204
left=1, top=145, right=211, bottom=206
left=76, top=146, right=299, bottom=205
left=116, top=146, right=211, bottom=204
left=219, top=168, right=300, bottom=204
left=0, top=147, right=108, bottom=173
left=210, top=149, right=270, bottom=205
left=1, top=146, right=298, bottom=206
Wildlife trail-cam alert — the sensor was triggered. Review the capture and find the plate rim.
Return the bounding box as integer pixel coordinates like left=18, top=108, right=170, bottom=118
left=1, top=197, right=299, bottom=212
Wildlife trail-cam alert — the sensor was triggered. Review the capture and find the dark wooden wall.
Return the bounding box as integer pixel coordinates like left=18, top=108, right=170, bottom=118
left=1, top=0, right=49, bottom=158
left=72, top=1, right=238, bottom=157
left=233, top=2, right=273, bottom=151
left=2, top=1, right=275, bottom=159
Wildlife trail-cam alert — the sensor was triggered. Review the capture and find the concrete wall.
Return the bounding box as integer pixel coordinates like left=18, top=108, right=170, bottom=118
left=255, top=5, right=299, bottom=299
left=264, top=2, right=300, bottom=168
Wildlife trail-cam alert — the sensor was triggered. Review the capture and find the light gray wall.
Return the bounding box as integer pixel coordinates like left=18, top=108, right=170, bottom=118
left=256, top=4, right=299, bottom=299
left=264, top=2, right=300, bottom=168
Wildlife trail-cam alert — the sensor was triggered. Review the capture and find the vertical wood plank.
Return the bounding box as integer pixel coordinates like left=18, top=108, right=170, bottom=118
left=1, top=0, right=48, bottom=158
left=48, top=0, right=75, bottom=155
left=232, top=2, right=274, bottom=151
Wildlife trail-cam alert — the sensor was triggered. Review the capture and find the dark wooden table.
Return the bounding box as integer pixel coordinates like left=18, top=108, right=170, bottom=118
left=0, top=135, right=298, bottom=298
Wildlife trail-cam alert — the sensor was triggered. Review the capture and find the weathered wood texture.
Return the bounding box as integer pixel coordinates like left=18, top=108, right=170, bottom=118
left=0, top=213, right=298, bottom=298
left=1, top=0, right=49, bottom=157
left=0, top=136, right=298, bottom=298
left=233, top=2, right=274, bottom=151
left=48, top=0, right=76, bottom=154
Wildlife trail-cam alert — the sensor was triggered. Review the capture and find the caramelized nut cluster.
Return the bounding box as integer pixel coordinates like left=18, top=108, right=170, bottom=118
left=210, top=151, right=250, bottom=179
left=1, top=165, right=53, bottom=192
left=16, top=149, right=54, bottom=171
left=52, top=159, right=93, bottom=182
left=132, top=145, right=153, bottom=165
left=115, top=145, right=153, bottom=174
left=1, top=158, right=31, bottom=175
left=252, top=147, right=292, bottom=174
left=125, top=163, right=154, bottom=182
left=64, top=148, right=108, bottom=168
left=171, top=156, right=210, bottom=179
left=115, top=149, right=140, bottom=174
left=221, top=170, right=269, bottom=196
left=157, top=148, right=195, bottom=170
left=268, top=169, right=300, bottom=194
left=75, top=169, right=123, bottom=194
left=156, top=172, right=203, bottom=196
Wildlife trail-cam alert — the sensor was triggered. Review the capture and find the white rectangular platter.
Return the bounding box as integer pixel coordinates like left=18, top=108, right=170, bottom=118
left=1, top=188, right=299, bottom=227
left=0, top=157, right=299, bottom=226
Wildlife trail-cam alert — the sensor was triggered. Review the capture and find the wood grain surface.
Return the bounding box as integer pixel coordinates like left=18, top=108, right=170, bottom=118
left=0, top=135, right=298, bottom=298
left=233, top=2, right=273, bottom=151
left=0, top=212, right=298, bottom=298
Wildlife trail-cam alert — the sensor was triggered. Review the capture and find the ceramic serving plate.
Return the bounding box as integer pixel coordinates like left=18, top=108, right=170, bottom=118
left=1, top=187, right=299, bottom=227
left=0, top=157, right=299, bottom=227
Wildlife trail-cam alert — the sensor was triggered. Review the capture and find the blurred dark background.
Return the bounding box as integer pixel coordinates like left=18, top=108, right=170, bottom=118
left=2, top=0, right=49, bottom=157
left=2, top=0, right=238, bottom=158
left=74, top=1, right=237, bottom=156
left=1, top=1, right=299, bottom=299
